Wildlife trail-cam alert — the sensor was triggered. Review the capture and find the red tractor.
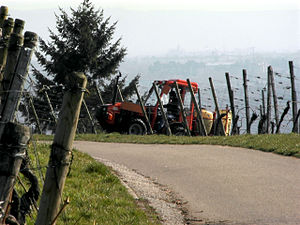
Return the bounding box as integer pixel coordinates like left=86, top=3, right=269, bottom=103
left=96, top=77, right=215, bottom=135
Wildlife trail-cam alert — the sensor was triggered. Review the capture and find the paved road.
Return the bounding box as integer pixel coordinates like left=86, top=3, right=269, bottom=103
left=74, top=141, right=300, bottom=225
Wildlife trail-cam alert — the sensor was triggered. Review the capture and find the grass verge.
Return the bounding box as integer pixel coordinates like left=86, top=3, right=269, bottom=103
left=21, top=143, right=161, bottom=225
left=34, top=133, right=300, bottom=158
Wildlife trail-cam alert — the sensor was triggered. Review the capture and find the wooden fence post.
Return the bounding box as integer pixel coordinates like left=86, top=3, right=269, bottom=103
left=209, top=77, right=225, bottom=136
left=82, top=98, right=97, bottom=134
left=269, top=67, right=279, bottom=130
left=289, top=61, right=298, bottom=133
left=225, top=72, right=236, bottom=135
left=0, top=18, right=14, bottom=82
left=197, top=89, right=202, bottom=110
left=276, top=101, right=290, bottom=133
left=261, top=90, right=266, bottom=116
left=0, top=32, right=37, bottom=130
left=0, top=6, right=8, bottom=28
left=0, top=122, right=30, bottom=223
left=0, top=19, right=24, bottom=103
left=187, top=79, right=207, bottom=136
left=266, top=66, right=272, bottom=133
left=94, top=84, right=104, bottom=105
left=28, top=95, right=42, bottom=134
left=117, top=85, right=124, bottom=102
left=293, top=109, right=300, bottom=133
left=243, top=69, right=251, bottom=134
left=41, top=86, right=57, bottom=124
left=35, top=72, right=87, bottom=225
left=134, top=84, right=153, bottom=134
left=152, top=82, right=171, bottom=136
left=174, top=81, right=191, bottom=136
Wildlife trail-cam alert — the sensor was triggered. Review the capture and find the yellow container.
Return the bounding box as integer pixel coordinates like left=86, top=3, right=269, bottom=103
left=219, top=109, right=232, bottom=136
left=201, top=109, right=214, bottom=134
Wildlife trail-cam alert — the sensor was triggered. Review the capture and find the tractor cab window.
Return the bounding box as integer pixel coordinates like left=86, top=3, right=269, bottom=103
left=183, top=88, right=192, bottom=116
left=144, top=87, right=157, bottom=106
left=161, top=93, right=169, bottom=105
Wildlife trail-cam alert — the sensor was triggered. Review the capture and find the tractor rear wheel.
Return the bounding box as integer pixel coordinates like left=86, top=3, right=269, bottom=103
left=170, top=123, right=186, bottom=136
left=128, top=119, right=147, bottom=135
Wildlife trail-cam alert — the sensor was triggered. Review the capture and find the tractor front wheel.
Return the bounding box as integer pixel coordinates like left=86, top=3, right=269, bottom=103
left=128, top=119, right=147, bottom=135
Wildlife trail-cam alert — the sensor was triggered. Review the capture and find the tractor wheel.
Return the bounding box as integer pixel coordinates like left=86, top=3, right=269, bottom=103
left=170, top=123, right=186, bottom=136
left=128, top=119, right=147, bottom=135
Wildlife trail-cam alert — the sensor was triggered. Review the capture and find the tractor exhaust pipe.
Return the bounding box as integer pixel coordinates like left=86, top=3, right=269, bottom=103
left=112, top=72, right=122, bottom=105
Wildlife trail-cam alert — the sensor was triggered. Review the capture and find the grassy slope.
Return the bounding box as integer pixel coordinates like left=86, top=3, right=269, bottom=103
left=23, top=143, right=160, bottom=225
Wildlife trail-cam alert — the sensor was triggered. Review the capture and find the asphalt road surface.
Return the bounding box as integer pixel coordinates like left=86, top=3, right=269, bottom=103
left=74, top=141, right=300, bottom=225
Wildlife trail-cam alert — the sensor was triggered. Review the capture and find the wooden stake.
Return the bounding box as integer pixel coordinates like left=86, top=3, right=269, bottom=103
left=225, top=72, right=235, bottom=134
left=243, top=69, right=250, bottom=134
left=0, top=18, right=14, bottom=82
left=174, top=81, right=191, bottom=136
left=117, top=85, right=124, bottom=102
left=0, top=32, right=37, bottom=133
left=0, top=6, right=8, bottom=28
left=28, top=95, right=42, bottom=134
left=187, top=79, right=207, bottom=136
left=209, top=77, right=225, bottom=136
left=261, top=90, right=266, bottom=116
left=197, top=89, right=202, bottom=111
left=1, top=19, right=24, bottom=94
left=36, top=72, right=87, bottom=225
left=269, top=67, right=279, bottom=130
left=134, top=84, right=153, bottom=134
left=0, top=32, right=22, bottom=111
left=82, top=98, right=97, bottom=134
left=266, top=66, right=272, bottom=133
left=289, top=61, right=298, bottom=133
left=152, top=82, right=171, bottom=136
left=94, top=84, right=104, bottom=105
left=0, top=122, right=30, bottom=219
left=42, top=86, right=57, bottom=124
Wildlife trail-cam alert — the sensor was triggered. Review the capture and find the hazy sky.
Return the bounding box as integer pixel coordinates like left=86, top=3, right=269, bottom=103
left=1, top=0, right=300, bottom=56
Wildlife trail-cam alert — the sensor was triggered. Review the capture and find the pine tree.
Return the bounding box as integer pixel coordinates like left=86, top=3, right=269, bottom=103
left=24, top=0, right=140, bottom=133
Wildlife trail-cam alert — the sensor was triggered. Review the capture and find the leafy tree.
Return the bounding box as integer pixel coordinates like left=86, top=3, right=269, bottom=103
left=23, top=0, right=140, bottom=133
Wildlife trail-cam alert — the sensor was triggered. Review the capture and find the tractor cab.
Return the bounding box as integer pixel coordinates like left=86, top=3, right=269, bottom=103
left=143, top=79, right=198, bottom=134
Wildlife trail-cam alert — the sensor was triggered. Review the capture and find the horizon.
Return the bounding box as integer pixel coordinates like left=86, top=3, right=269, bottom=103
left=1, top=0, right=300, bottom=57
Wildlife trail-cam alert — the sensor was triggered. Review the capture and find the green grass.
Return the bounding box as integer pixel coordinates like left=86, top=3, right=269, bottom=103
left=34, top=132, right=300, bottom=158
left=21, top=143, right=161, bottom=225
